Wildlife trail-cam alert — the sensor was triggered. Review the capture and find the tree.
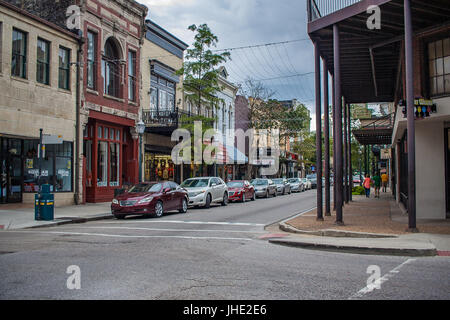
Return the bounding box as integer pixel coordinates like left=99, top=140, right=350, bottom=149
left=176, top=24, right=230, bottom=175
left=177, top=24, right=231, bottom=114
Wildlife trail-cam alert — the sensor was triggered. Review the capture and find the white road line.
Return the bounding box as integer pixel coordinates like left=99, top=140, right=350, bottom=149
left=6, top=230, right=254, bottom=242
left=279, top=207, right=317, bottom=224
left=94, top=220, right=265, bottom=227
left=348, top=258, right=416, bottom=300
left=65, top=226, right=265, bottom=234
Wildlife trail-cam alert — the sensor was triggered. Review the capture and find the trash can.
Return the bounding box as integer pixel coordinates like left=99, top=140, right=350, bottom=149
left=34, top=184, right=54, bottom=221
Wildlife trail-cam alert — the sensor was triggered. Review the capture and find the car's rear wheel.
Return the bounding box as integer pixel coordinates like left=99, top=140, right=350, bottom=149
left=204, top=193, right=211, bottom=208
left=179, top=198, right=188, bottom=213
left=221, top=193, right=228, bottom=206
left=153, top=201, right=164, bottom=218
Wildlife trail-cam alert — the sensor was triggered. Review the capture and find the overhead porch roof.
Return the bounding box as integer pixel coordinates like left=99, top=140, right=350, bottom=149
left=308, top=0, right=450, bottom=104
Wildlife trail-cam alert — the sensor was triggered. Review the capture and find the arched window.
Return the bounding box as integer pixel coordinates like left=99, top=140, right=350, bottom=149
left=102, top=38, right=121, bottom=98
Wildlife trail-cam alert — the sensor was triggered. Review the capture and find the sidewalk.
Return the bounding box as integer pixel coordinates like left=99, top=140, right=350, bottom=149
left=0, top=202, right=113, bottom=230
left=268, top=190, right=450, bottom=256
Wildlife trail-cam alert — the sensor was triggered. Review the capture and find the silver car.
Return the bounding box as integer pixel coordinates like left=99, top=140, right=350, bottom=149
left=251, top=178, right=277, bottom=198
left=180, top=177, right=228, bottom=208
left=272, top=178, right=291, bottom=195
left=288, top=178, right=305, bottom=192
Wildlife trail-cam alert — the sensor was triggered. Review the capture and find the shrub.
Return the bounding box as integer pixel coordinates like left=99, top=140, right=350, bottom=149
left=352, top=186, right=365, bottom=195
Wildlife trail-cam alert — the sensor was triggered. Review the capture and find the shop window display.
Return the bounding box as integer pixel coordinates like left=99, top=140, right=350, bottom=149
left=145, top=154, right=174, bottom=182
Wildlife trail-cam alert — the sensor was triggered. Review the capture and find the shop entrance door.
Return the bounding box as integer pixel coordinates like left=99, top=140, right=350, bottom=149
left=0, top=138, right=23, bottom=203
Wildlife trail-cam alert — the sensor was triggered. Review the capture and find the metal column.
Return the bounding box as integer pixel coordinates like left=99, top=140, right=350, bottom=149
left=323, top=59, right=331, bottom=216
left=348, top=103, right=352, bottom=202
left=333, top=24, right=344, bottom=225
left=404, top=0, right=417, bottom=231
left=332, top=75, right=336, bottom=211
left=314, top=41, right=323, bottom=221
left=343, top=100, right=348, bottom=204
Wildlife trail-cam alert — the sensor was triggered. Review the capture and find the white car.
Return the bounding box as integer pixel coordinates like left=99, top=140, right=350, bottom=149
left=302, top=178, right=312, bottom=190
left=180, top=177, right=228, bottom=208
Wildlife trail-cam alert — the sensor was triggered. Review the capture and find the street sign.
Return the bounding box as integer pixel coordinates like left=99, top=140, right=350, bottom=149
left=42, top=134, right=63, bottom=144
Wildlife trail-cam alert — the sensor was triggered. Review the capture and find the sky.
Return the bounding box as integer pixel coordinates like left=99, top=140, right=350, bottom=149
left=140, top=0, right=319, bottom=130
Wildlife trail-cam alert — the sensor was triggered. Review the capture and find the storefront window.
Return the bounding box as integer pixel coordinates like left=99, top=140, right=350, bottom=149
left=97, top=141, right=108, bottom=187
left=109, top=143, right=119, bottom=186
left=145, top=153, right=174, bottom=182
left=23, top=140, right=72, bottom=192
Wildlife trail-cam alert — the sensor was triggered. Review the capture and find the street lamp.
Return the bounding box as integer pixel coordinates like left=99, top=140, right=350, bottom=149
left=136, top=120, right=146, bottom=183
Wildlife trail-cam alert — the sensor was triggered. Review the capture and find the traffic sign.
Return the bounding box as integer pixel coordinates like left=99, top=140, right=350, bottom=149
left=42, top=134, right=63, bottom=144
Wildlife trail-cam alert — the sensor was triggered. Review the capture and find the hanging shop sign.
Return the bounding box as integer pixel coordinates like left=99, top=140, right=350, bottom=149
left=400, top=98, right=437, bottom=119
left=380, top=148, right=391, bottom=159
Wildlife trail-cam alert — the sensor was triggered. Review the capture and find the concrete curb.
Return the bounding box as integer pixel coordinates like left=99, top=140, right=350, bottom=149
left=279, top=221, right=398, bottom=238
left=25, top=213, right=113, bottom=229
left=268, top=237, right=437, bottom=257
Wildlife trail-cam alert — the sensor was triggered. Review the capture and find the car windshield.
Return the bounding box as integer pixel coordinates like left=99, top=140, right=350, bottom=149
left=227, top=181, right=244, bottom=188
left=128, top=183, right=162, bottom=193
left=288, top=178, right=299, bottom=183
left=180, top=179, right=210, bottom=188
left=251, top=179, right=267, bottom=186
left=272, top=179, right=284, bottom=184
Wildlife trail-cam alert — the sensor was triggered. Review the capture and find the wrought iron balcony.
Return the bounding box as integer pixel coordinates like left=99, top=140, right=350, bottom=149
left=142, top=108, right=215, bottom=135
left=307, top=0, right=363, bottom=22
left=142, top=109, right=179, bottom=127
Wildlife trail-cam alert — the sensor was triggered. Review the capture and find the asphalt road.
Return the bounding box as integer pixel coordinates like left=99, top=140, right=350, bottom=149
left=0, top=189, right=449, bottom=300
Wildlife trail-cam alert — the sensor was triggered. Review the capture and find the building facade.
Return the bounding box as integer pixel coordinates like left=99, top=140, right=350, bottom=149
left=141, top=19, right=188, bottom=184
left=0, top=1, right=80, bottom=206
left=392, top=26, right=450, bottom=220
left=79, top=0, right=148, bottom=202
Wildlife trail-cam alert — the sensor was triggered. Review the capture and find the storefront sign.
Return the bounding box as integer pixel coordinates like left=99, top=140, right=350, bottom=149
left=42, top=134, right=63, bottom=144
left=380, top=148, right=391, bottom=159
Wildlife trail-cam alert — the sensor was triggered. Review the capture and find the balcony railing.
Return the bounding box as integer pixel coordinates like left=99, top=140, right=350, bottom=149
left=307, top=0, right=363, bottom=22
left=142, top=108, right=215, bottom=129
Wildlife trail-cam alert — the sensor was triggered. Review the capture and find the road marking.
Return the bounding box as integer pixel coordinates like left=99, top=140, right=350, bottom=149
left=66, top=226, right=265, bottom=234
left=5, top=230, right=254, bottom=242
left=94, top=220, right=265, bottom=227
left=348, top=258, right=416, bottom=300
left=278, top=207, right=317, bottom=225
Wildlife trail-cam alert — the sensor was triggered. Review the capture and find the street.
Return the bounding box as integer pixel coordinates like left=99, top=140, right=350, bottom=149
left=1, top=189, right=449, bottom=300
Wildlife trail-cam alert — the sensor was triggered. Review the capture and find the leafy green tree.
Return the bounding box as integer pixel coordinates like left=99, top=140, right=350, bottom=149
left=176, top=24, right=230, bottom=115
left=176, top=24, right=229, bottom=175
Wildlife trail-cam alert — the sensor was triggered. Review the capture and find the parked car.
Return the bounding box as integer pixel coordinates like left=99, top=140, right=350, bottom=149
left=288, top=178, right=304, bottom=192
left=272, top=178, right=291, bottom=195
left=111, top=181, right=188, bottom=219
left=251, top=178, right=277, bottom=198
left=227, top=180, right=255, bottom=202
left=353, top=175, right=362, bottom=186
left=307, top=174, right=317, bottom=189
left=302, top=178, right=312, bottom=190
left=180, top=177, right=228, bottom=208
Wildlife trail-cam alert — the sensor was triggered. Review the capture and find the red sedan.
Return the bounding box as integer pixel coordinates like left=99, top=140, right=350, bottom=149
left=227, top=180, right=256, bottom=202
left=111, top=181, right=188, bottom=219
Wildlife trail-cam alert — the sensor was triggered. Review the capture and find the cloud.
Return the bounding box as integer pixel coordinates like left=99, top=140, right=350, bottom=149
left=140, top=0, right=315, bottom=115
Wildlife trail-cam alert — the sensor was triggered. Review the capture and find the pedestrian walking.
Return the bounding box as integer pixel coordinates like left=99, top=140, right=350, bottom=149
left=373, top=171, right=381, bottom=198
left=381, top=172, right=388, bottom=192
left=363, top=174, right=371, bottom=198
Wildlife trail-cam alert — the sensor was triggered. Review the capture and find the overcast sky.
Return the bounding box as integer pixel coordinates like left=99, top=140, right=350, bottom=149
left=140, top=0, right=318, bottom=130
